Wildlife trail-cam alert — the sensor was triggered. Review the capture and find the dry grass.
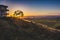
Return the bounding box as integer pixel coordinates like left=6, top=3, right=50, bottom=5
left=0, top=17, right=60, bottom=40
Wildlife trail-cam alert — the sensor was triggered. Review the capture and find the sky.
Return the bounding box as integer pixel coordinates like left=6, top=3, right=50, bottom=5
left=0, top=0, right=60, bottom=16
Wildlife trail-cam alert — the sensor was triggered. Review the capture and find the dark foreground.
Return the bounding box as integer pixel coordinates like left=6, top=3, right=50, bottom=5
left=0, top=17, right=60, bottom=40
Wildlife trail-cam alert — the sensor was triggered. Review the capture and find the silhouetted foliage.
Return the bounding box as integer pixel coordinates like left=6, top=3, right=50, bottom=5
left=0, top=5, right=9, bottom=17
left=14, top=10, right=24, bottom=17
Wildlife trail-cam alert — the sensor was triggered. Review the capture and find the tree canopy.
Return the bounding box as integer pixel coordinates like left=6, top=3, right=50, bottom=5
left=14, top=10, right=24, bottom=17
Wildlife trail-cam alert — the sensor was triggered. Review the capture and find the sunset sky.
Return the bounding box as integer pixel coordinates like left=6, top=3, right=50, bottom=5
left=0, top=0, right=60, bottom=16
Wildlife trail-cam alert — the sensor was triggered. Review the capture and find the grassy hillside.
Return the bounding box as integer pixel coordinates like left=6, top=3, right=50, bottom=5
left=0, top=17, right=60, bottom=40
left=30, top=19, right=60, bottom=29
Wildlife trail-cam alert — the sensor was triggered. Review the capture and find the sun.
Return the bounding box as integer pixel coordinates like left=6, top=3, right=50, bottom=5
left=7, top=10, right=24, bottom=19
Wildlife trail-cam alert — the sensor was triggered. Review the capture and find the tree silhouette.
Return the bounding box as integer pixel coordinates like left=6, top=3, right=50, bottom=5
left=0, top=5, right=9, bottom=17
left=14, top=10, right=24, bottom=18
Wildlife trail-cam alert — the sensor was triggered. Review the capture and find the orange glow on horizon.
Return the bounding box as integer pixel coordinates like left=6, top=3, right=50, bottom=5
left=7, top=5, right=60, bottom=17
left=7, top=4, right=60, bottom=17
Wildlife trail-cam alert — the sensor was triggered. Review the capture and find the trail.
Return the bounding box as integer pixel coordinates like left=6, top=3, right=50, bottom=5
left=23, top=19, right=60, bottom=32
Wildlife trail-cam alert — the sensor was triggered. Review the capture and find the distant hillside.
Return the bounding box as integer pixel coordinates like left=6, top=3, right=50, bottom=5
left=25, top=15, right=60, bottom=20
left=0, top=17, right=60, bottom=40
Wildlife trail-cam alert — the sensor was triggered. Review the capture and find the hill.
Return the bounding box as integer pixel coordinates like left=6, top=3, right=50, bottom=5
left=25, top=15, right=60, bottom=20
left=0, top=17, right=60, bottom=40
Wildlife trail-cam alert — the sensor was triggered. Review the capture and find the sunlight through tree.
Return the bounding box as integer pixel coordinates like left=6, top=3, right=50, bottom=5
left=14, top=10, right=24, bottom=18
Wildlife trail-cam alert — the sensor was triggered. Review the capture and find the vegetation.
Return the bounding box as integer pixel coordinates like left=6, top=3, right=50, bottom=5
left=0, top=17, right=60, bottom=40
left=30, top=19, right=60, bottom=29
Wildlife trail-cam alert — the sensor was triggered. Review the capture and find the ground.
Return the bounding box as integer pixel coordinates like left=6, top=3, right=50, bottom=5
left=0, top=17, right=60, bottom=40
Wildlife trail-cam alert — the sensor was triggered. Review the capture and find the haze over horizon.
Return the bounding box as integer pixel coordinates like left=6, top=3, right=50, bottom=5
left=0, top=0, right=60, bottom=16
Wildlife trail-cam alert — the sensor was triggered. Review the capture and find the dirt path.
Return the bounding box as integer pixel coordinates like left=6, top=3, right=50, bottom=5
left=23, top=19, right=60, bottom=32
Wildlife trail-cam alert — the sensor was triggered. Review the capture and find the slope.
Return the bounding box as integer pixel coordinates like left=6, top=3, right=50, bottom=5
left=0, top=17, right=60, bottom=40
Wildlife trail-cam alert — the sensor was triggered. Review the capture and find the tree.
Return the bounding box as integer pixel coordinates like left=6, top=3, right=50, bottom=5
left=0, top=5, right=9, bottom=17
left=14, top=10, right=24, bottom=18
